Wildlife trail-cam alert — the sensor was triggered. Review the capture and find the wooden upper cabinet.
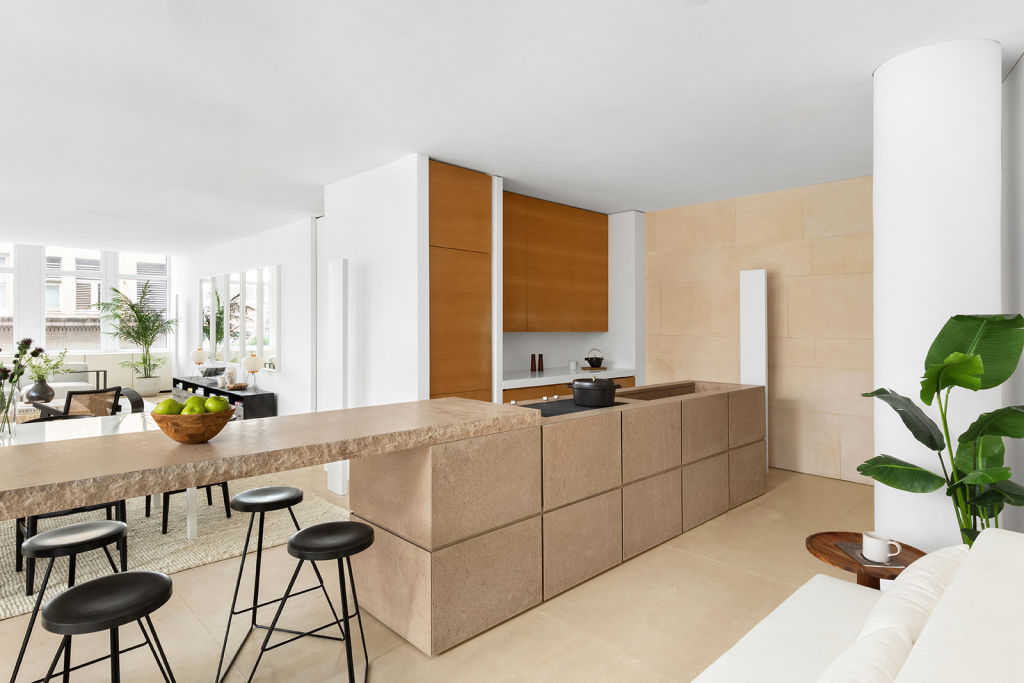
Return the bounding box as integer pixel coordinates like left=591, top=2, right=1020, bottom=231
left=502, top=191, right=608, bottom=332
left=429, top=246, right=492, bottom=397
left=429, top=160, right=492, bottom=253
left=502, top=192, right=529, bottom=332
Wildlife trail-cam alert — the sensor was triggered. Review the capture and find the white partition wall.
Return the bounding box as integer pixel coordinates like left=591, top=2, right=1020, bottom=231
left=873, top=39, right=1004, bottom=550
left=740, top=269, right=767, bottom=465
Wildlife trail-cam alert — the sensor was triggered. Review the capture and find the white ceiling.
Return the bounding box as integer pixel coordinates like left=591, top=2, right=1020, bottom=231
left=2, top=1, right=1023, bottom=252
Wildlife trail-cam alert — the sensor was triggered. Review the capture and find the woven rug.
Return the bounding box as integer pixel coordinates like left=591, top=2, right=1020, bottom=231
left=0, top=473, right=349, bottom=620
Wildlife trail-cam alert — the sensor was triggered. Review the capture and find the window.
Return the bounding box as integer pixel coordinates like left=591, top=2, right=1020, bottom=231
left=117, top=251, right=170, bottom=351
left=0, top=243, right=12, bottom=352
left=44, top=247, right=103, bottom=351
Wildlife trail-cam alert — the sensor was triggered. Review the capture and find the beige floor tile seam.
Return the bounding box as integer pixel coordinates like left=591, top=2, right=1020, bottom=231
left=662, top=542, right=810, bottom=590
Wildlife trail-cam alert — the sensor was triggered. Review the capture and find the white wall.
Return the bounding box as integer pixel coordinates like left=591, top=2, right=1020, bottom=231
left=1002, top=53, right=1024, bottom=530
left=873, top=39, right=1004, bottom=550
left=502, top=210, right=645, bottom=381
left=171, top=217, right=316, bottom=416
left=316, top=153, right=429, bottom=409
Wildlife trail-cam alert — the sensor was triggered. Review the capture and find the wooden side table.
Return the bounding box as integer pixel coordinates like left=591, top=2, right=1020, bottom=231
left=806, top=531, right=926, bottom=589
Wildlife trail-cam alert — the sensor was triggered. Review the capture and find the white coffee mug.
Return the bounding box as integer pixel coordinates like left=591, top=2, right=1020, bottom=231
left=862, top=531, right=902, bottom=563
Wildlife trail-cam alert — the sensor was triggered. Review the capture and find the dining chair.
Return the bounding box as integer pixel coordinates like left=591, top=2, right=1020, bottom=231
left=32, top=386, right=122, bottom=419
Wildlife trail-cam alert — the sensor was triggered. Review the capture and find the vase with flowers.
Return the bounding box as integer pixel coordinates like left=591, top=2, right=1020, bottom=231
left=0, top=338, right=44, bottom=436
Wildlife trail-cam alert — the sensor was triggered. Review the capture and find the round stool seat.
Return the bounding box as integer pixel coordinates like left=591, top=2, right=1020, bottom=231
left=42, top=571, right=172, bottom=636
left=288, top=521, right=374, bottom=561
left=21, top=520, right=127, bottom=560
left=230, top=486, right=303, bottom=513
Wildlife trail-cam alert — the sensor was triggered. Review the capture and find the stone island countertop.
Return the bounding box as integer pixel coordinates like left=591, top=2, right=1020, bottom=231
left=0, top=398, right=540, bottom=521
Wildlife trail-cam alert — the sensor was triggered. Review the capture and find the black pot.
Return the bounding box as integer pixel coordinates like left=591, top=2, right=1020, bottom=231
left=567, top=377, right=620, bottom=407
left=584, top=356, right=604, bottom=368
left=25, top=379, right=55, bottom=403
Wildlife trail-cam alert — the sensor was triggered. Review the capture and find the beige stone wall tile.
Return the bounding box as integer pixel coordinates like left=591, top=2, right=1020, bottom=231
left=646, top=200, right=735, bottom=252
left=681, top=393, right=729, bottom=464
left=811, top=233, right=872, bottom=274
left=700, top=336, right=740, bottom=362
left=681, top=452, right=729, bottom=530
left=769, top=337, right=816, bottom=367
left=734, top=241, right=813, bottom=275
left=542, top=412, right=622, bottom=510
left=690, top=199, right=737, bottom=249
left=816, top=338, right=873, bottom=370
left=787, top=274, right=872, bottom=339
left=647, top=284, right=661, bottom=335
left=729, top=386, right=766, bottom=448
left=349, top=447, right=433, bottom=548
left=543, top=490, right=622, bottom=598
left=768, top=277, right=788, bottom=338
left=647, top=249, right=736, bottom=283
left=707, top=279, right=740, bottom=337
left=802, top=176, right=872, bottom=238
left=648, top=335, right=703, bottom=361
left=700, top=361, right=741, bottom=383
left=349, top=517, right=433, bottom=655
left=735, top=188, right=803, bottom=245
left=840, top=414, right=874, bottom=484
left=821, top=368, right=874, bottom=418
left=645, top=358, right=676, bottom=385
left=660, top=282, right=709, bottom=336
left=729, top=440, right=767, bottom=507
left=432, top=427, right=542, bottom=548
left=432, top=517, right=543, bottom=655
left=622, top=401, right=682, bottom=482
left=768, top=364, right=822, bottom=412
left=622, top=470, right=683, bottom=560
left=769, top=408, right=841, bottom=478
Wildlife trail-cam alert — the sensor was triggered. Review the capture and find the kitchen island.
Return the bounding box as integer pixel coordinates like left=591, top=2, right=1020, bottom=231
left=348, top=380, right=767, bottom=655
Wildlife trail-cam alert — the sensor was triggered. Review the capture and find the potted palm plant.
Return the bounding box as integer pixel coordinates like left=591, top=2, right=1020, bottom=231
left=96, top=281, right=177, bottom=397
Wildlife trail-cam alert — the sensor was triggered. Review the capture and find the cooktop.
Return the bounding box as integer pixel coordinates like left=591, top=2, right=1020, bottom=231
left=519, top=398, right=627, bottom=418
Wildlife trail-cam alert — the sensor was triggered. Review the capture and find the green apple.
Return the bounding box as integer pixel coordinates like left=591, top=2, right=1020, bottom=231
left=205, top=396, right=230, bottom=413
left=153, top=398, right=183, bottom=415
left=181, top=403, right=205, bottom=415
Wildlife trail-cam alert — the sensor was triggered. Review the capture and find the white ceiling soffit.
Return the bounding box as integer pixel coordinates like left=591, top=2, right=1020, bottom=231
left=1, top=1, right=1023, bottom=251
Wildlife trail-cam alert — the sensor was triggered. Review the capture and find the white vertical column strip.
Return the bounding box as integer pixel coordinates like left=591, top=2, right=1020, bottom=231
left=633, top=212, right=646, bottom=386
left=309, top=218, right=318, bottom=412
left=416, top=154, right=430, bottom=400
left=100, top=251, right=118, bottom=353
left=255, top=269, right=264, bottom=362
left=13, top=245, right=45, bottom=347
left=491, top=176, right=504, bottom=403
left=740, top=268, right=768, bottom=467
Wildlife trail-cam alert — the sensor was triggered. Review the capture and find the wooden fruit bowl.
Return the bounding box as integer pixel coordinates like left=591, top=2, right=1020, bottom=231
left=151, top=408, right=235, bottom=444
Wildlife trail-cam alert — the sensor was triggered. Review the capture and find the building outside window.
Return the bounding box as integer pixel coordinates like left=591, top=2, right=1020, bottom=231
left=44, top=246, right=104, bottom=351
left=116, top=251, right=170, bottom=351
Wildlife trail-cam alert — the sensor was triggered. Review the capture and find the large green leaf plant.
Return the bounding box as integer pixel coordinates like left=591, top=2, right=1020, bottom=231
left=860, top=314, right=1024, bottom=545
left=96, top=281, right=178, bottom=379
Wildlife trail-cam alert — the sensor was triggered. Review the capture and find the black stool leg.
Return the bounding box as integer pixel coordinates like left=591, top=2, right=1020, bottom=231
left=220, top=483, right=231, bottom=519
left=252, top=512, right=265, bottom=627
left=206, top=485, right=213, bottom=506
left=247, top=561, right=302, bottom=683
left=347, top=556, right=370, bottom=673
left=215, top=512, right=255, bottom=683
left=24, top=517, right=37, bottom=596
left=11, top=557, right=54, bottom=683
left=161, top=492, right=170, bottom=535
left=14, top=518, right=24, bottom=572
left=117, top=500, right=128, bottom=570
left=145, top=495, right=151, bottom=517
left=338, top=559, right=356, bottom=683
left=110, top=627, right=120, bottom=682
left=41, top=636, right=69, bottom=683
left=138, top=615, right=175, bottom=683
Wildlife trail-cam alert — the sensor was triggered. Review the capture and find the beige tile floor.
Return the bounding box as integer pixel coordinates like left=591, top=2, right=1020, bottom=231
left=2, top=468, right=872, bottom=682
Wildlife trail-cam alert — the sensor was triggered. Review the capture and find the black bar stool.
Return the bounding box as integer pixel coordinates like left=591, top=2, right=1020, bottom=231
left=248, top=521, right=374, bottom=683
left=38, top=571, right=175, bottom=682
left=215, top=486, right=341, bottom=682
left=11, top=520, right=127, bottom=683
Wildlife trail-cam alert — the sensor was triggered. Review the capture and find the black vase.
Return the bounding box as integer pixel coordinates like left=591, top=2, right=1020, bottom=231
left=25, top=379, right=55, bottom=403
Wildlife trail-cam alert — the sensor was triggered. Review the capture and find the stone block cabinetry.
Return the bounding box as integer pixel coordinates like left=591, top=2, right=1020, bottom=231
left=350, top=380, right=766, bottom=656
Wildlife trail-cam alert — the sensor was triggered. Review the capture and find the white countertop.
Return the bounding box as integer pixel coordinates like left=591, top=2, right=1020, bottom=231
left=502, top=367, right=636, bottom=389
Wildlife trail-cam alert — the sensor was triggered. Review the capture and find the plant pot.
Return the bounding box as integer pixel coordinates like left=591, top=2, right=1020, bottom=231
left=134, top=376, right=163, bottom=397
left=24, top=379, right=55, bottom=403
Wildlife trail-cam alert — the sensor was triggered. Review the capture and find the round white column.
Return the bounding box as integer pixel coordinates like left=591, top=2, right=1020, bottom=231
left=873, top=39, right=1003, bottom=550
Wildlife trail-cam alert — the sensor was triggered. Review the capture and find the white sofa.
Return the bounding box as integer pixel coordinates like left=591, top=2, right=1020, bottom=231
left=22, top=362, right=95, bottom=401
left=695, top=528, right=1024, bottom=682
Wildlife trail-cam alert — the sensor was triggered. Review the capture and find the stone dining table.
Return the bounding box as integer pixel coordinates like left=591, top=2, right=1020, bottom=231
left=0, top=398, right=540, bottom=540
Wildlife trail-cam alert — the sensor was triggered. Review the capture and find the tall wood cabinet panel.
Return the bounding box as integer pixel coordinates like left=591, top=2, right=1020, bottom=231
left=502, top=191, right=608, bottom=332
left=429, top=159, right=492, bottom=401
left=429, top=161, right=492, bottom=253
left=502, top=192, right=530, bottom=332
left=429, top=246, right=492, bottom=397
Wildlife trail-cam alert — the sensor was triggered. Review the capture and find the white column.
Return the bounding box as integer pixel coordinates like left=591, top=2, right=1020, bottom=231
left=873, top=39, right=1003, bottom=550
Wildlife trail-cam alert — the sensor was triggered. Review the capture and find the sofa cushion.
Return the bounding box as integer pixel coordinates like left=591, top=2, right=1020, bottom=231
left=818, top=625, right=913, bottom=683
left=858, top=544, right=967, bottom=641
left=896, top=528, right=1024, bottom=681
left=694, top=574, right=881, bottom=683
